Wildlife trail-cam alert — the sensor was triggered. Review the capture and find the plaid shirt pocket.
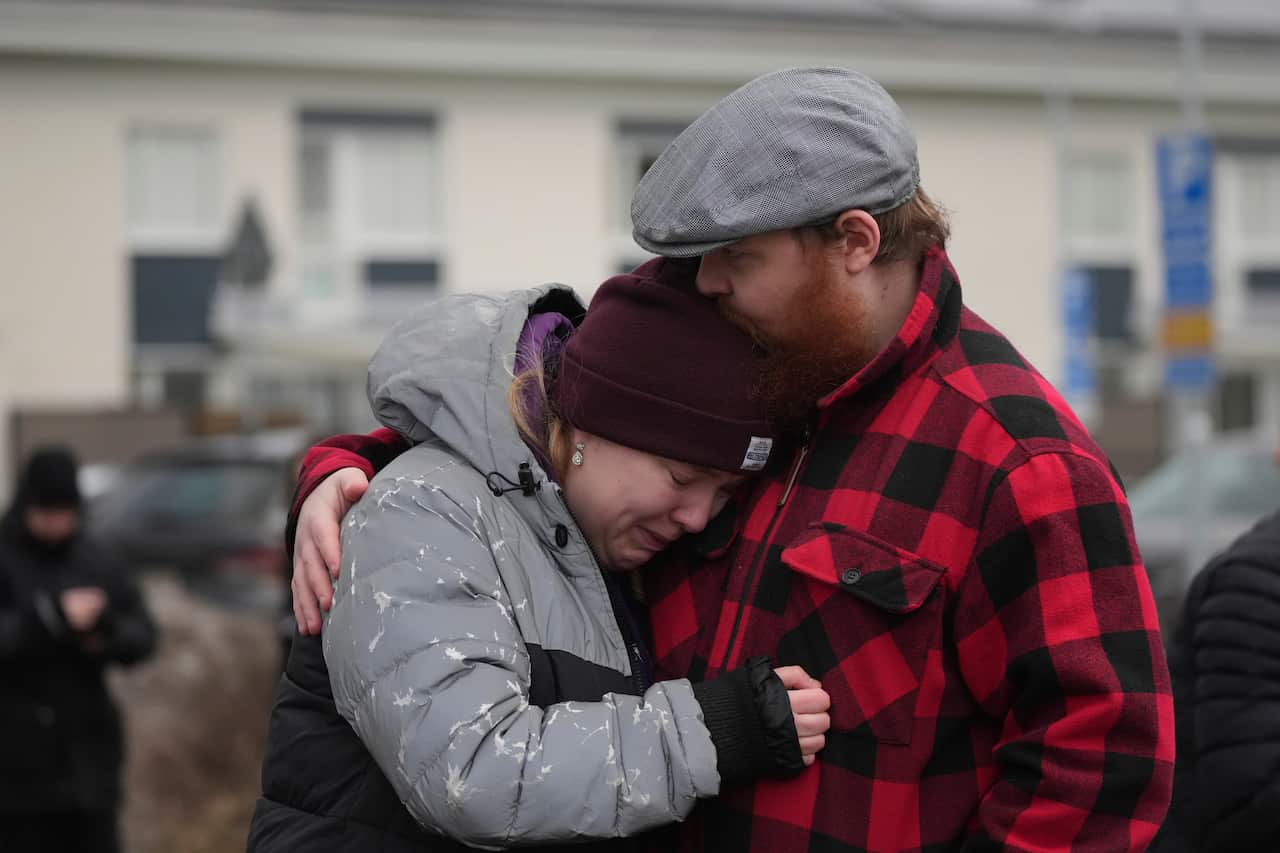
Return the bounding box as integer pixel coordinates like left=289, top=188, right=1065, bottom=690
left=781, top=522, right=946, bottom=746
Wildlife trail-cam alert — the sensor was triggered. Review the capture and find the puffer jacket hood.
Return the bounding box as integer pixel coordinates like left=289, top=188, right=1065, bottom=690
left=366, top=284, right=583, bottom=531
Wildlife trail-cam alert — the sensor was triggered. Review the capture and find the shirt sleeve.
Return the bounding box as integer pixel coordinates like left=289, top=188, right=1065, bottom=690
left=286, top=428, right=411, bottom=554
left=953, top=450, right=1175, bottom=852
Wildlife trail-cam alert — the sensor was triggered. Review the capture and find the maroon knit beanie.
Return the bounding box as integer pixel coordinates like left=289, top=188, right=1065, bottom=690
left=555, top=257, right=775, bottom=473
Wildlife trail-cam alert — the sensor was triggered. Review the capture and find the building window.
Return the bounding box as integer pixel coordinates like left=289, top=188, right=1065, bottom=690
left=126, top=124, right=224, bottom=413
left=355, top=132, right=438, bottom=239
left=1061, top=152, right=1142, bottom=400
left=1245, top=267, right=1280, bottom=319
left=613, top=120, right=688, bottom=270
left=127, top=125, right=221, bottom=246
left=1220, top=151, right=1280, bottom=332
left=298, top=109, right=443, bottom=307
left=299, top=134, right=332, bottom=244
left=132, top=256, right=221, bottom=345
left=1237, top=155, right=1280, bottom=240
left=1215, top=371, right=1257, bottom=432
left=1064, top=152, right=1135, bottom=243
left=1079, top=265, right=1135, bottom=343
left=365, top=260, right=441, bottom=289
left=1235, top=155, right=1280, bottom=323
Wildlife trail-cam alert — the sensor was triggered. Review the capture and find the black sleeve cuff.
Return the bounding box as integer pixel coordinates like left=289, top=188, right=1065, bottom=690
left=692, top=655, right=805, bottom=785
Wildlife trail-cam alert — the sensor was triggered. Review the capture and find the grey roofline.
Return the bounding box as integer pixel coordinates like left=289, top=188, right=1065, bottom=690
left=29, top=0, right=1280, bottom=44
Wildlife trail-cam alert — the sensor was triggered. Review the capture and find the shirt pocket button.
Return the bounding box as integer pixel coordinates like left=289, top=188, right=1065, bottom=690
left=841, top=568, right=862, bottom=585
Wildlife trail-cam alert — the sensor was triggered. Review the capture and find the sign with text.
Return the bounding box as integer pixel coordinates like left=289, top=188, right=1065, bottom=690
left=1156, top=132, right=1215, bottom=393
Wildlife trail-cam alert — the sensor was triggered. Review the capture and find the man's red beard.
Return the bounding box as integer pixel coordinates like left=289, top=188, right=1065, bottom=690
left=721, top=264, right=878, bottom=438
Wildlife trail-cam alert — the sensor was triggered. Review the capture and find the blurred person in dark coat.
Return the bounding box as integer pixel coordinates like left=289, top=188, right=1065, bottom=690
left=0, top=446, right=157, bottom=853
left=1153, top=499, right=1280, bottom=852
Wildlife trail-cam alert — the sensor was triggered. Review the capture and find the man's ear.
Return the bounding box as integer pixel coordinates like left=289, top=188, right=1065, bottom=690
left=832, top=209, right=880, bottom=275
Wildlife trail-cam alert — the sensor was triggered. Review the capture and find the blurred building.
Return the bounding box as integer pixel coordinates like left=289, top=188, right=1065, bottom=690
left=2, top=0, right=1280, bottom=495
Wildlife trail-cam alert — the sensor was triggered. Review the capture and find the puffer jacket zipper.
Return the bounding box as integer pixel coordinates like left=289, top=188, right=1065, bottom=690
left=554, top=486, right=654, bottom=695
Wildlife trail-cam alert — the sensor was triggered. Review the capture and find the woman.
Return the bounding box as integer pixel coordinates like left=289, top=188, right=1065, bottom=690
left=0, top=446, right=157, bottom=853
left=247, top=259, right=830, bottom=852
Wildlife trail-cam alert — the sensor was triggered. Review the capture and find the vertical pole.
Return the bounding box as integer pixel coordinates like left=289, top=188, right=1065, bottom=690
left=1045, top=8, right=1097, bottom=427
left=1175, top=0, right=1214, bottom=591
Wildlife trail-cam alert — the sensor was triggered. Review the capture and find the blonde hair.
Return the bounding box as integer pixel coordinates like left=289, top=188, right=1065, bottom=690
left=507, top=347, right=576, bottom=483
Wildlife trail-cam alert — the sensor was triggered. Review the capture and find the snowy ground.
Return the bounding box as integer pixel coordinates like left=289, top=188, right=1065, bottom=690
left=109, top=576, right=281, bottom=853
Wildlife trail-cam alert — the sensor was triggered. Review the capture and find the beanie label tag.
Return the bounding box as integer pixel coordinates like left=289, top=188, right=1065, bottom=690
left=740, top=436, right=774, bottom=472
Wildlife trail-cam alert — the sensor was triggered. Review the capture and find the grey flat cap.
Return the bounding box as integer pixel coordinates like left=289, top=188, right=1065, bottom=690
left=632, top=66, right=920, bottom=258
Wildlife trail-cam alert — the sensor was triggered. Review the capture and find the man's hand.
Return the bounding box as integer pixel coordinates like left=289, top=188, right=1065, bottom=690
left=293, top=468, right=368, bottom=635
left=60, top=586, right=108, bottom=632
left=776, top=666, right=831, bottom=766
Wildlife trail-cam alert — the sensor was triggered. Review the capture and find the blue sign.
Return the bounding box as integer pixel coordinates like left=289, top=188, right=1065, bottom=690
left=1166, top=354, right=1215, bottom=391
left=1157, top=133, right=1212, bottom=232
left=1062, top=266, right=1094, bottom=405
left=1165, top=263, right=1211, bottom=310
left=1156, top=132, right=1215, bottom=393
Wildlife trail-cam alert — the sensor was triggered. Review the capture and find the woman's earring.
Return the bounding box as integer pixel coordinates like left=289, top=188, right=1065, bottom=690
left=571, top=442, right=585, bottom=467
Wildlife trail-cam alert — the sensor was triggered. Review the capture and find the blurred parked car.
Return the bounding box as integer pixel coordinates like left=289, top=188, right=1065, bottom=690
left=1129, top=433, right=1280, bottom=631
left=89, top=429, right=308, bottom=615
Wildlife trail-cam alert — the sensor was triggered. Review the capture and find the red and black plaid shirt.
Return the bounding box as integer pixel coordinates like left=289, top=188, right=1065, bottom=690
left=643, top=247, right=1173, bottom=851
left=294, top=248, right=1173, bottom=851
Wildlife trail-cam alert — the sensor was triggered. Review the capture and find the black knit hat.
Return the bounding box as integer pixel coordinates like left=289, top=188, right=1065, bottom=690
left=19, top=446, right=82, bottom=509
left=555, top=258, right=775, bottom=473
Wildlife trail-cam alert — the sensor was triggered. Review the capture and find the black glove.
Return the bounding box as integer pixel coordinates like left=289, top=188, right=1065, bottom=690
left=691, top=655, right=805, bottom=785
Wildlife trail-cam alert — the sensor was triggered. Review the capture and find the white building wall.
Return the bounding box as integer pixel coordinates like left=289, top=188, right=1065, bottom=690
left=3, top=0, right=1280, bottom=491
left=443, top=93, right=611, bottom=295
left=0, top=64, right=132, bottom=498
left=905, top=93, right=1058, bottom=377
left=0, top=60, right=1232, bottom=442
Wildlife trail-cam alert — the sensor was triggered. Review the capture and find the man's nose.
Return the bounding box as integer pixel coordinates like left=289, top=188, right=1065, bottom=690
left=695, top=256, right=730, bottom=297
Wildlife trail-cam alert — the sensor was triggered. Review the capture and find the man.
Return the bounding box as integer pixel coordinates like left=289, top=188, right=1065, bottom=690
left=0, top=447, right=157, bottom=853
left=288, top=67, right=1173, bottom=851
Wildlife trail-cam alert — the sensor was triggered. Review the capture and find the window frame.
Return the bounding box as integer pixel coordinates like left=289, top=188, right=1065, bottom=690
left=612, top=119, right=689, bottom=270
left=125, top=123, right=224, bottom=253
left=297, top=109, right=446, bottom=305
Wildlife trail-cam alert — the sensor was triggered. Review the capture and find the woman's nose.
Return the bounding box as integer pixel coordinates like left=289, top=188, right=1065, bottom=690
left=672, top=493, right=715, bottom=535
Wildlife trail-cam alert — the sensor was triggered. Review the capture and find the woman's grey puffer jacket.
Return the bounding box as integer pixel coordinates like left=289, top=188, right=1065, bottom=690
left=323, top=285, right=721, bottom=850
